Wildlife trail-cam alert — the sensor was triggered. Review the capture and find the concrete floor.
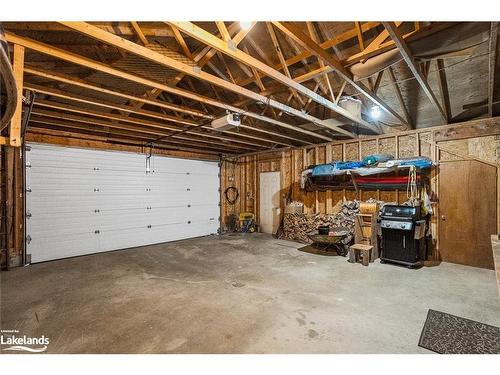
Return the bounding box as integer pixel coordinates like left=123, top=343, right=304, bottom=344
left=1, top=233, right=499, bottom=353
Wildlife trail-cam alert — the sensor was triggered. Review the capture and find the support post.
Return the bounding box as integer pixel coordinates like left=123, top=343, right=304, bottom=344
left=10, top=44, right=25, bottom=147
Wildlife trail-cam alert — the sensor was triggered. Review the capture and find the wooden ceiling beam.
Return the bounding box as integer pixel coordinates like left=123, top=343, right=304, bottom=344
left=58, top=22, right=345, bottom=139
left=236, top=22, right=381, bottom=88
left=436, top=59, right=452, bottom=122
left=24, top=66, right=212, bottom=119
left=167, top=22, right=366, bottom=136
left=335, top=81, right=347, bottom=105
left=28, top=126, right=228, bottom=155
left=383, top=21, right=447, bottom=124
left=236, top=22, right=449, bottom=91
left=32, top=96, right=286, bottom=147
left=3, top=22, right=177, bottom=37
left=6, top=31, right=328, bottom=142
left=305, top=22, right=335, bottom=102
left=30, top=108, right=256, bottom=151
left=265, top=22, right=306, bottom=107
left=272, top=22, right=409, bottom=127
left=170, top=24, right=193, bottom=59
left=172, top=22, right=254, bottom=89
left=345, top=22, right=453, bottom=66
left=32, top=101, right=266, bottom=149
left=130, top=22, right=148, bottom=46
left=359, top=22, right=402, bottom=64
left=488, top=22, right=498, bottom=117
left=29, top=116, right=245, bottom=153
left=215, top=22, right=231, bottom=42
left=241, top=45, right=266, bottom=91
left=354, top=22, right=365, bottom=51
left=25, top=82, right=199, bottom=126
left=387, top=67, right=412, bottom=127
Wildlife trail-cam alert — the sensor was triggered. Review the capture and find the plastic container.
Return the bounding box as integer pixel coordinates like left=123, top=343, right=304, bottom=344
left=318, top=225, right=330, bottom=235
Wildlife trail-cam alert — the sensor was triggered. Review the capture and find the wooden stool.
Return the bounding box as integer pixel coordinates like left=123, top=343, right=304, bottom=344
left=349, top=244, right=374, bottom=266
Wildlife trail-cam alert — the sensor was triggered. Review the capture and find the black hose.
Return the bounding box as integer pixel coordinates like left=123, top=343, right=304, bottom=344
left=224, top=186, right=239, bottom=205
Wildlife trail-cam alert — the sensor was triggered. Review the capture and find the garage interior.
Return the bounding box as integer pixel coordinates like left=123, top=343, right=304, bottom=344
left=0, top=21, right=499, bottom=354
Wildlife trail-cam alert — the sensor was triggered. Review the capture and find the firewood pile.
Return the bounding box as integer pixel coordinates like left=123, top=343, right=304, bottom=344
left=278, top=199, right=392, bottom=244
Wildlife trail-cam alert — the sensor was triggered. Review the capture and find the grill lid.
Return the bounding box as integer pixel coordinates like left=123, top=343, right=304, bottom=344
left=380, top=205, right=421, bottom=220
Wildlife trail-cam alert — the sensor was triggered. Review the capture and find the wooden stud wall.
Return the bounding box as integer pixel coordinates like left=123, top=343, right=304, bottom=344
left=220, top=118, right=500, bottom=257
left=1, top=117, right=499, bottom=268
left=1, top=145, right=24, bottom=268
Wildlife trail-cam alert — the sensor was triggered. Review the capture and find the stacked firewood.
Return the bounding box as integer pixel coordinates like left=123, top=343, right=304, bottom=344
left=279, top=199, right=391, bottom=244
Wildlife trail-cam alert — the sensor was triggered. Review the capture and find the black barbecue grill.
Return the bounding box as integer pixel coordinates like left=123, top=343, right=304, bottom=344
left=379, top=205, right=426, bottom=268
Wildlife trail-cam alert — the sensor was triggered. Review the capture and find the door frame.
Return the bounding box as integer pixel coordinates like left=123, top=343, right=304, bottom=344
left=259, top=171, right=281, bottom=234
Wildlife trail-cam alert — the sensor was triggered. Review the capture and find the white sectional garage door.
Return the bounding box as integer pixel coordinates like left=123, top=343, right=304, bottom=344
left=25, top=143, right=220, bottom=263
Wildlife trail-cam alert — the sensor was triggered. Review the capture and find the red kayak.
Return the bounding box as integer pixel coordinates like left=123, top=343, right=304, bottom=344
left=354, top=175, right=420, bottom=184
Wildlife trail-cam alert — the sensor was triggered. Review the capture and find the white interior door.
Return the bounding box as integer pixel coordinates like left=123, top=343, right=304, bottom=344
left=25, top=143, right=220, bottom=263
left=259, top=171, right=281, bottom=234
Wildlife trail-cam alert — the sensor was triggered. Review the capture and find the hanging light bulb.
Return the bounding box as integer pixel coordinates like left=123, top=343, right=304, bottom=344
left=370, top=105, right=381, bottom=119
left=239, top=21, right=253, bottom=30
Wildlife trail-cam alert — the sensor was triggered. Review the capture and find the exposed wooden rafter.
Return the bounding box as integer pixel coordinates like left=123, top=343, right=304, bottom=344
left=6, top=30, right=329, bottom=143
left=132, top=22, right=253, bottom=114
left=387, top=67, right=412, bottom=127
left=28, top=126, right=228, bottom=155
left=130, top=22, right=148, bottom=46
left=265, top=22, right=305, bottom=107
left=272, top=21, right=409, bottom=127
left=305, top=22, right=335, bottom=102
left=383, top=21, right=447, bottom=124
left=25, top=82, right=199, bottom=126
left=31, top=103, right=264, bottom=151
left=436, top=59, right=452, bottom=122
left=170, top=24, right=193, bottom=59
left=23, top=74, right=293, bottom=147
left=215, top=22, right=231, bottom=42
left=29, top=115, right=249, bottom=152
left=24, top=66, right=211, bottom=119
left=167, top=21, right=369, bottom=136
left=354, top=22, right=365, bottom=51
left=235, top=22, right=445, bottom=91
left=488, top=22, right=498, bottom=117
left=59, top=22, right=356, bottom=138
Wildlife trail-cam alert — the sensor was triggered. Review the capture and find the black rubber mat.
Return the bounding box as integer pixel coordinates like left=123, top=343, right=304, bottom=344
left=418, top=309, right=500, bottom=354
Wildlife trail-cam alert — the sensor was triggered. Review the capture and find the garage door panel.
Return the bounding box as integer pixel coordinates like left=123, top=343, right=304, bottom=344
left=27, top=212, right=97, bottom=235
left=27, top=172, right=97, bottom=191
left=27, top=195, right=98, bottom=215
left=97, top=228, right=149, bottom=252
left=29, top=232, right=99, bottom=263
left=97, top=210, right=149, bottom=230
left=26, top=143, right=220, bottom=262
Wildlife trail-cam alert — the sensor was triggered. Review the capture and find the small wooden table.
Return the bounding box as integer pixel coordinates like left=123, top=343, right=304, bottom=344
left=349, top=244, right=374, bottom=266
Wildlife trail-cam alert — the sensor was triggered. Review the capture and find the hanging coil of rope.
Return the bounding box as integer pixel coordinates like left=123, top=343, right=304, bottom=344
left=0, top=25, right=18, bottom=132
left=406, top=165, right=418, bottom=206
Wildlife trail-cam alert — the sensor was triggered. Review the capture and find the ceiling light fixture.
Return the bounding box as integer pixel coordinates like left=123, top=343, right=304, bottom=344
left=239, top=21, right=253, bottom=30
left=370, top=105, right=381, bottom=120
